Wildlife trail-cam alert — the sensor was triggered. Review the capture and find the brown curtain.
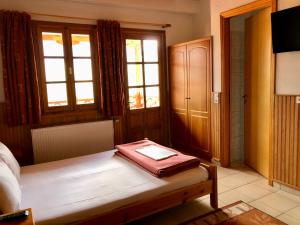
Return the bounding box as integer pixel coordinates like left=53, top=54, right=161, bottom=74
left=97, top=20, right=125, bottom=118
left=0, top=11, right=41, bottom=126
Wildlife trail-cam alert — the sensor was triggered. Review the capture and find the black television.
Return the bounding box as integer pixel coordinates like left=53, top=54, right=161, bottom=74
left=271, top=5, right=300, bottom=53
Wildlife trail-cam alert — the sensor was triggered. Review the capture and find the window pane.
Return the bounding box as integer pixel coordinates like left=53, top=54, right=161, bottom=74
left=126, top=39, right=142, bottom=62
left=73, top=59, right=93, bottom=81
left=129, top=88, right=144, bottom=109
left=47, top=83, right=68, bottom=107
left=145, top=64, right=159, bottom=85
left=146, top=86, right=160, bottom=108
left=44, top=58, right=66, bottom=82
left=143, top=40, right=158, bottom=62
left=75, top=82, right=94, bottom=105
left=72, top=34, right=91, bottom=57
left=127, top=64, right=143, bottom=86
left=42, top=32, right=64, bottom=56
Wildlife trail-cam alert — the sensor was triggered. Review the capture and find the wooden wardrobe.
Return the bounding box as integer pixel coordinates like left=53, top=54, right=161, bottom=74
left=169, top=37, right=212, bottom=160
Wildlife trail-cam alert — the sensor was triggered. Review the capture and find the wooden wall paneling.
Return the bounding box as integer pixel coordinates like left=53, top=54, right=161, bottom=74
left=0, top=103, right=33, bottom=165
left=297, top=103, right=300, bottom=188
left=273, top=96, right=300, bottom=190
left=211, top=98, right=221, bottom=162
left=113, top=117, right=124, bottom=145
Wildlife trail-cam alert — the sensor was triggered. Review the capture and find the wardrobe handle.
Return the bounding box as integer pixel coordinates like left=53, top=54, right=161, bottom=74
left=186, top=97, right=191, bottom=100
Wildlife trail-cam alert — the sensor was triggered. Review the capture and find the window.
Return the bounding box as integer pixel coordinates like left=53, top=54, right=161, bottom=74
left=125, top=38, right=160, bottom=110
left=35, top=22, right=98, bottom=113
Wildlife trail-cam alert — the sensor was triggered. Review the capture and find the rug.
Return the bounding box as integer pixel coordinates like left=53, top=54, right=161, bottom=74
left=180, top=201, right=286, bottom=225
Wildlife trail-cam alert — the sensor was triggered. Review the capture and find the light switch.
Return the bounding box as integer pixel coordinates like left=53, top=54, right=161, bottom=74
left=213, top=92, right=220, bottom=104
left=296, top=96, right=300, bottom=104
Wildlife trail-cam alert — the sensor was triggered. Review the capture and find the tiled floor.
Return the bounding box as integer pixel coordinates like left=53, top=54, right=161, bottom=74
left=132, top=163, right=300, bottom=225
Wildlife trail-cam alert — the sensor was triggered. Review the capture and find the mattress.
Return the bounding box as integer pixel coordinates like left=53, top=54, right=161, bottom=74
left=20, top=150, right=208, bottom=225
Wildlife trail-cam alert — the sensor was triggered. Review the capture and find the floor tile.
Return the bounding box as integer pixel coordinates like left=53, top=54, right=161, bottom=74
left=218, top=199, right=228, bottom=208
left=257, top=192, right=300, bottom=212
left=219, top=189, right=254, bottom=205
left=218, top=183, right=232, bottom=194
left=167, top=201, right=212, bottom=224
left=133, top=163, right=300, bottom=225
left=219, top=172, right=260, bottom=188
left=249, top=199, right=283, bottom=217
left=278, top=191, right=300, bottom=204
left=280, top=184, right=300, bottom=198
left=196, top=195, right=209, bottom=201
left=286, top=206, right=300, bottom=221
left=235, top=182, right=273, bottom=201
left=277, top=213, right=300, bottom=225
left=251, top=178, right=280, bottom=193
left=193, top=197, right=215, bottom=215
left=217, top=166, right=239, bottom=178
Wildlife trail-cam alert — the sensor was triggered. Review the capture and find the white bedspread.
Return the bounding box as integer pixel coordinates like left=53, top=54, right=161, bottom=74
left=20, top=150, right=208, bottom=225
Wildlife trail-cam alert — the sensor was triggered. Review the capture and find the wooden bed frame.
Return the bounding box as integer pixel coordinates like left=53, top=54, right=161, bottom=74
left=75, top=161, right=218, bottom=225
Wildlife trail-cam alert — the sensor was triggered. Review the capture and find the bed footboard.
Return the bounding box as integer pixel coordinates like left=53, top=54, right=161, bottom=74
left=75, top=163, right=218, bottom=225
left=200, top=161, right=218, bottom=209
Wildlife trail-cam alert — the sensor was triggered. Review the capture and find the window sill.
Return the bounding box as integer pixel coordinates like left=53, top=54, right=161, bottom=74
left=33, top=109, right=108, bottom=128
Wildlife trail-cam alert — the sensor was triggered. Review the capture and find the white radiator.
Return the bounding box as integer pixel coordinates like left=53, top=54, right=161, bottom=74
left=31, top=120, right=114, bottom=164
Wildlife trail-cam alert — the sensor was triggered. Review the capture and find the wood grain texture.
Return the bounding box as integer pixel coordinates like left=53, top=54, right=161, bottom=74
left=220, top=0, right=277, bottom=169
left=123, top=29, right=168, bottom=146
left=273, top=96, right=300, bottom=189
left=0, top=103, right=32, bottom=165
left=187, top=39, right=212, bottom=158
left=169, top=44, right=188, bottom=149
left=220, top=0, right=276, bottom=18
left=211, top=99, right=221, bottom=162
left=0, top=209, right=35, bottom=225
left=244, top=7, right=272, bottom=178
left=169, top=37, right=212, bottom=160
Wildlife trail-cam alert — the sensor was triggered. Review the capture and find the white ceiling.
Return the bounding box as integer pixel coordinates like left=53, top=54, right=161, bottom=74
left=58, top=0, right=202, bottom=14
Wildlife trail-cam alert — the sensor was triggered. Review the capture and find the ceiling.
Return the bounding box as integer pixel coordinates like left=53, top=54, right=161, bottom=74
left=57, top=0, right=202, bottom=14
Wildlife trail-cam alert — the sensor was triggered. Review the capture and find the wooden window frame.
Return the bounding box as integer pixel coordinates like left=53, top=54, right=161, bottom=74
left=33, top=21, right=100, bottom=117
left=122, top=29, right=165, bottom=111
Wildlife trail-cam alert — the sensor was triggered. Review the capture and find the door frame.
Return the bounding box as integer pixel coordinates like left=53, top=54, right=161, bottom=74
left=220, top=0, right=277, bottom=182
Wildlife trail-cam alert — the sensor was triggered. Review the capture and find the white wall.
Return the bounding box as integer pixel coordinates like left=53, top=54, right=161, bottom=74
left=192, top=0, right=211, bottom=38
left=211, top=0, right=300, bottom=94
left=276, top=0, right=300, bottom=95
left=0, top=0, right=198, bottom=103
left=0, top=0, right=195, bottom=46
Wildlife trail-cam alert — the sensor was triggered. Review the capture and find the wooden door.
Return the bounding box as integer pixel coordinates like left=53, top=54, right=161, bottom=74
left=187, top=39, right=212, bottom=159
left=244, top=7, right=272, bottom=177
left=123, top=29, right=168, bottom=145
left=169, top=45, right=188, bottom=149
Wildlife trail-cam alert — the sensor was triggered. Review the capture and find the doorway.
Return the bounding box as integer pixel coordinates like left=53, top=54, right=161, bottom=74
left=220, top=0, right=277, bottom=180
left=229, top=8, right=272, bottom=177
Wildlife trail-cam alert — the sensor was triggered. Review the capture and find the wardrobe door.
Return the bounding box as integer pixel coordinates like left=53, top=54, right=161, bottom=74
left=187, top=39, right=212, bottom=159
left=169, top=45, right=188, bottom=149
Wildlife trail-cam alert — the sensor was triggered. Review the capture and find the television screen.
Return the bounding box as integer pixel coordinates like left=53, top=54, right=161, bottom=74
left=271, top=5, right=300, bottom=53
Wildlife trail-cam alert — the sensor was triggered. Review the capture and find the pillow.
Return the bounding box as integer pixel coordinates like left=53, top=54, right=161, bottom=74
left=0, top=142, right=20, bottom=181
left=0, top=159, right=21, bottom=213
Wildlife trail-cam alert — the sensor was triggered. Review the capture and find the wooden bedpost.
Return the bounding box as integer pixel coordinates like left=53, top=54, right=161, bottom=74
left=209, top=164, right=218, bottom=209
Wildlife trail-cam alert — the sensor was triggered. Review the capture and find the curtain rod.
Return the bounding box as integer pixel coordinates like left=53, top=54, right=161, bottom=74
left=30, top=12, right=172, bottom=28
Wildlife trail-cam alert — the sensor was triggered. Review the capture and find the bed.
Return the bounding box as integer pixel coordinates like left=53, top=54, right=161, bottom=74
left=1, top=144, right=218, bottom=225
